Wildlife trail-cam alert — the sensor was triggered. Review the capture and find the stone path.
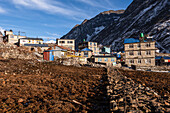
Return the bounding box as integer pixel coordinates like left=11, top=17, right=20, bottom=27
left=107, top=68, right=170, bottom=113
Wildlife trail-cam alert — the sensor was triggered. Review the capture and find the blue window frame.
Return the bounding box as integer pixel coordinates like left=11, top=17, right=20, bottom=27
left=98, top=58, right=102, bottom=62
left=104, top=58, right=108, bottom=62
left=111, top=58, right=115, bottom=62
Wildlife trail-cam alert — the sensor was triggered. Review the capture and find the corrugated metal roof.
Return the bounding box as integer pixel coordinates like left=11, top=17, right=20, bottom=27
left=163, top=56, right=170, bottom=59
left=156, top=56, right=170, bottom=60
left=124, top=38, right=140, bottom=44
left=93, top=55, right=116, bottom=58
left=24, top=44, right=48, bottom=47
left=81, top=48, right=92, bottom=51
left=20, top=37, right=43, bottom=40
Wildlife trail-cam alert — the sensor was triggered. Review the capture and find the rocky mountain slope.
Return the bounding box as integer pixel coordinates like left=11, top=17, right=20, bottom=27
left=61, top=0, right=170, bottom=53
left=61, top=10, right=124, bottom=48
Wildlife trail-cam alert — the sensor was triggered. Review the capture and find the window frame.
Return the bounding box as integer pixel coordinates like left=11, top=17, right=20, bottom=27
left=138, top=59, right=141, bottom=64
left=129, top=59, right=134, bottom=64
left=129, top=44, right=134, bottom=48
left=104, top=58, right=108, bottom=62
left=129, top=51, right=134, bottom=56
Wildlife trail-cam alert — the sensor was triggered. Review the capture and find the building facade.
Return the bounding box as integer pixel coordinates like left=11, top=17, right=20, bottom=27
left=56, top=39, right=75, bottom=50
left=0, top=32, right=3, bottom=43
left=92, top=55, right=117, bottom=66
left=19, top=38, right=43, bottom=46
left=124, top=38, right=156, bottom=67
left=3, top=30, right=26, bottom=44
left=78, top=41, right=99, bottom=55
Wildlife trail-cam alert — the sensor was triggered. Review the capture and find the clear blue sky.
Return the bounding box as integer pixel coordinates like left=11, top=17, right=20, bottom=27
left=0, top=0, right=133, bottom=42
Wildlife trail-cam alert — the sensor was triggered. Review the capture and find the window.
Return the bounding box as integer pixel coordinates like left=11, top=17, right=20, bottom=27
left=129, top=59, right=134, bottom=64
left=59, top=41, right=65, bottom=43
left=145, top=59, right=151, bottom=64
left=67, top=41, right=73, bottom=43
left=94, top=43, right=96, bottom=46
left=68, top=47, right=72, bottom=50
left=145, top=43, right=151, bottom=47
left=84, top=52, right=88, bottom=57
left=138, top=59, right=141, bottom=64
left=129, top=44, right=134, bottom=48
left=111, top=58, right=115, bottom=62
left=137, top=44, right=141, bottom=48
left=90, top=42, right=92, bottom=46
left=98, top=58, right=102, bottom=62
left=146, top=51, right=151, bottom=55
left=138, top=51, right=141, bottom=55
left=10, top=35, right=14, bottom=38
left=129, top=51, right=134, bottom=55
left=104, top=58, right=108, bottom=62
left=94, top=47, right=96, bottom=51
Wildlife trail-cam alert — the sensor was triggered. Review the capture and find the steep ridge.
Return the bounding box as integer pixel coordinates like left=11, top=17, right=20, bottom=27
left=91, top=0, right=170, bottom=52
left=61, top=10, right=124, bottom=49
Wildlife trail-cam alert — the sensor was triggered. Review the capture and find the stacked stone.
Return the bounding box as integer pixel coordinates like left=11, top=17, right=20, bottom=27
left=0, top=43, right=39, bottom=60
left=107, top=68, right=170, bottom=113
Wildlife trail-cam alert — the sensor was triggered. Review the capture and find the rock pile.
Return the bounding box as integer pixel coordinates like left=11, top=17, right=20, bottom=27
left=107, top=68, right=170, bottom=113
left=0, top=43, right=39, bottom=60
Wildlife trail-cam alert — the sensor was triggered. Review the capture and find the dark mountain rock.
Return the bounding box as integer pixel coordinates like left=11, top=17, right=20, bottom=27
left=61, top=10, right=124, bottom=49
left=61, top=0, right=170, bottom=53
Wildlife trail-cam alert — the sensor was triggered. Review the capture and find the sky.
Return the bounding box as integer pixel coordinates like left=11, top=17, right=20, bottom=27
left=0, top=0, right=133, bottom=42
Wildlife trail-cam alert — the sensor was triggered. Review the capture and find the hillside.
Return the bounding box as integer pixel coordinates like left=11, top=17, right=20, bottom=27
left=61, top=0, right=170, bottom=53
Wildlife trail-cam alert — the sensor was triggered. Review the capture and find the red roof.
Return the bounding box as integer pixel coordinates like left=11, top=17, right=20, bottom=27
left=55, top=45, right=75, bottom=52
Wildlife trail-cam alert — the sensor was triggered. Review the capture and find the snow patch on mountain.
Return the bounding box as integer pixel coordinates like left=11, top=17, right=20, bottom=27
left=94, top=26, right=105, bottom=34
left=86, top=26, right=105, bottom=41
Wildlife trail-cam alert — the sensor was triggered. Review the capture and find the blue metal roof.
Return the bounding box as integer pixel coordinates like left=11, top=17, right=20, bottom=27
left=124, top=38, right=140, bottom=44
left=81, top=48, right=92, bottom=51
left=155, top=56, right=162, bottom=60
left=155, top=56, right=170, bottom=60
left=163, top=56, right=170, bottom=59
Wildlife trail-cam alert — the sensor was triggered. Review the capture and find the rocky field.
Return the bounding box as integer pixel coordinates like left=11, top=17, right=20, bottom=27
left=107, top=68, right=170, bottom=112
left=0, top=58, right=169, bottom=112
left=119, top=69, right=170, bottom=97
left=0, top=59, right=109, bottom=112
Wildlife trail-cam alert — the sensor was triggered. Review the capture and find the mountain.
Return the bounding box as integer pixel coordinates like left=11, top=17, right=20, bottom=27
left=61, top=10, right=124, bottom=48
left=61, top=0, right=170, bottom=53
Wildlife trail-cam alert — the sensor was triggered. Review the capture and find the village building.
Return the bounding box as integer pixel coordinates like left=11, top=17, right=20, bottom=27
left=19, top=38, right=43, bottom=46
left=3, top=30, right=26, bottom=44
left=99, top=45, right=111, bottom=54
left=78, top=41, right=99, bottom=55
left=124, top=35, right=156, bottom=67
left=91, top=55, right=117, bottom=66
left=80, top=48, right=92, bottom=58
left=155, top=56, right=170, bottom=66
left=44, top=45, right=75, bottom=60
left=0, top=32, right=3, bottom=43
left=56, top=39, right=75, bottom=50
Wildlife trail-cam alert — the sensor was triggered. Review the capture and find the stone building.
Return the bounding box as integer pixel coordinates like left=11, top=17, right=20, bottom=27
left=124, top=37, right=156, bottom=67
left=56, top=39, right=75, bottom=50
